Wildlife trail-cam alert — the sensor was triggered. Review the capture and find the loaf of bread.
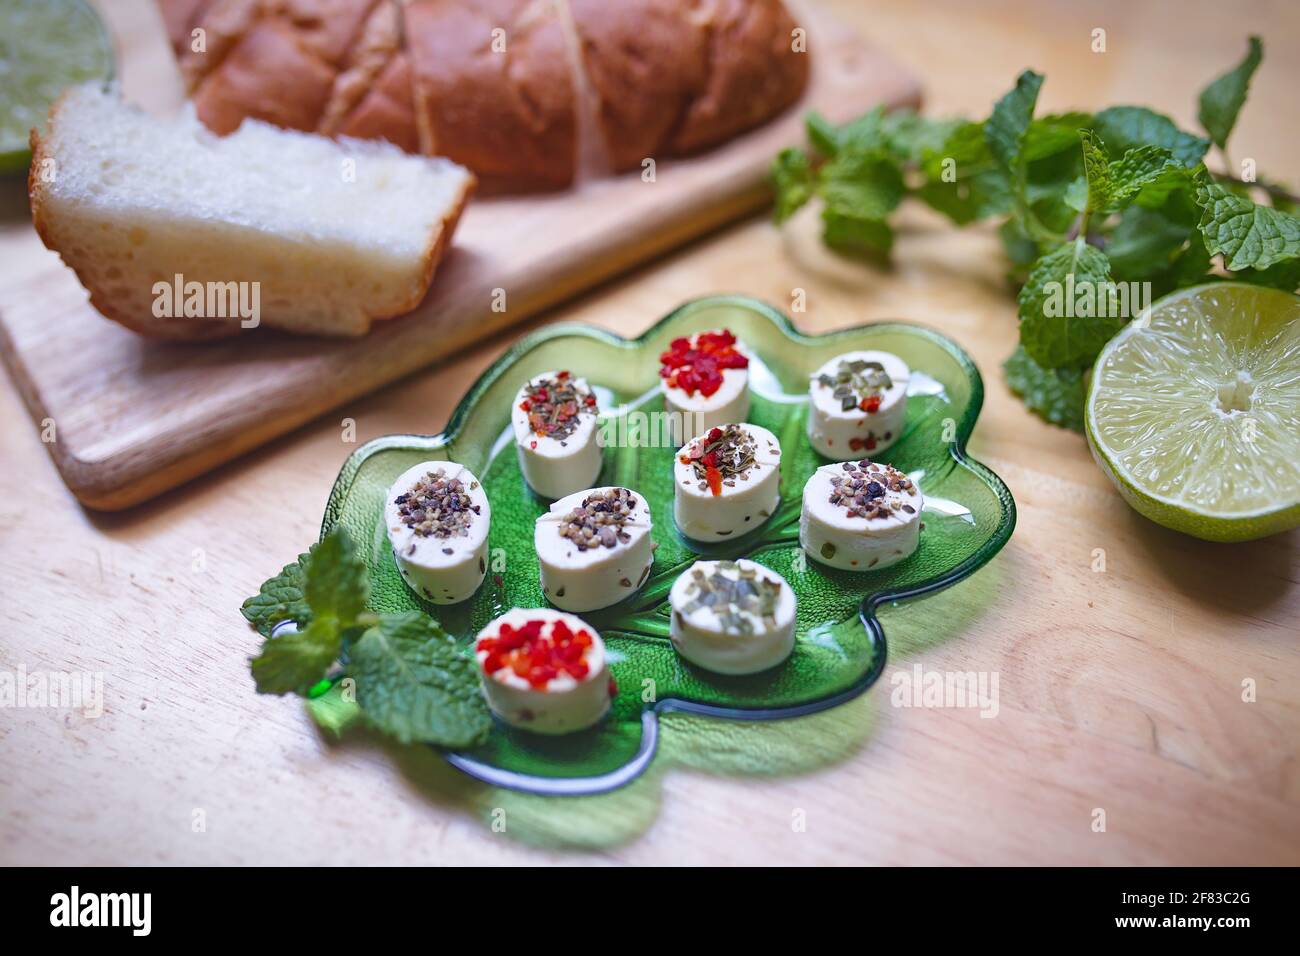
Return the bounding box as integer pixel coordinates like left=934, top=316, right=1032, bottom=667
left=30, top=83, right=474, bottom=338
left=159, top=0, right=809, bottom=191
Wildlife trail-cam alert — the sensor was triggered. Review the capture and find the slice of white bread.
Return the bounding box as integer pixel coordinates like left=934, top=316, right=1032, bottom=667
left=29, top=83, right=475, bottom=339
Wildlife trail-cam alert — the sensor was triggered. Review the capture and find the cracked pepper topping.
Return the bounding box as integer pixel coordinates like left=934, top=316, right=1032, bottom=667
left=678, top=424, right=766, bottom=496
left=477, top=617, right=595, bottom=688
left=659, top=329, right=748, bottom=398
left=557, top=487, right=639, bottom=550
left=818, top=358, right=893, bottom=413
left=394, top=469, right=480, bottom=537
left=828, top=460, right=916, bottom=520
left=518, top=370, right=597, bottom=443
left=682, top=561, right=782, bottom=635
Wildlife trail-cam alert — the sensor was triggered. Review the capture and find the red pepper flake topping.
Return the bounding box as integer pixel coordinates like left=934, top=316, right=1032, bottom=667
left=521, top=373, right=596, bottom=442
left=659, top=329, right=748, bottom=398
left=678, top=424, right=760, bottom=496
left=477, top=617, right=595, bottom=689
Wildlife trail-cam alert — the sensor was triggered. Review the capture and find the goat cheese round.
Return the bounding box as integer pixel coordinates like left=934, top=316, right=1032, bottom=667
left=807, top=351, right=909, bottom=460
left=512, top=370, right=603, bottom=499
left=669, top=559, right=796, bottom=675
left=673, top=423, right=781, bottom=540
left=800, top=460, right=922, bottom=571
left=536, top=486, right=655, bottom=612
left=385, top=461, right=490, bottom=604
left=659, top=329, right=751, bottom=444
left=474, top=608, right=614, bottom=734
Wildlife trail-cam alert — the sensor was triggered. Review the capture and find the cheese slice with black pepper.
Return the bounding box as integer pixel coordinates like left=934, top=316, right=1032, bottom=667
left=535, top=486, right=654, bottom=612
left=799, top=460, right=922, bottom=571
left=384, top=460, right=490, bottom=604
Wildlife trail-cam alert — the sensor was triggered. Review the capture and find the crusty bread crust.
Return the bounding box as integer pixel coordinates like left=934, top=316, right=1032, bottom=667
left=156, top=0, right=810, bottom=190
left=568, top=0, right=710, bottom=174
left=29, top=87, right=475, bottom=340
left=669, top=0, right=810, bottom=155
left=406, top=0, right=577, bottom=192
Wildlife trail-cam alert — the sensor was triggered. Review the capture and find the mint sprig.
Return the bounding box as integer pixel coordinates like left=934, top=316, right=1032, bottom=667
left=1002, top=345, right=1087, bottom=432
left=768, top=35, right=1299, bottom=434
left=242, top=527, right=491, bottom=749
left=349, top=612, right=492, bottom=749
left=1197, top=36, right=1262, bottom=151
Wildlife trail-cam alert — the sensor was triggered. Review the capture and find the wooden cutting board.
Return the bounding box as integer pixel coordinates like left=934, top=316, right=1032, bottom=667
left=0, top=2, right=920, bottom=510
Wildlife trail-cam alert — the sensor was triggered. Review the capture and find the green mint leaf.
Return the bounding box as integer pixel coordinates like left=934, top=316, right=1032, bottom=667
left=305, top=680, right=364, bottom=738
left=998, top=219, right=1041, bottom=270
left=985, top=70, right=1044, bottom=170
left=1079, top=129, right=1113, bottom=214
left=808, top=107, right=892, bottom=157
left=1168, top=231, right=1215, bottom=289
left=1106, top=204, right=1195, bottom=282
left=1197, top=180, right=1300, bottom=271
left=349, top=612, right=492, bottom=749
left=1018, top=240, right=1127, bottom=368
left=1092, top=106, right=1209, bottom=167
left=770, top=147, right=814, bottom=223
left=1231, top=257, right=1300, bottom=292
left=924, top=119, right=989, bottom=174
left=821, top=208, right=893, bottom=258
left=918, top=121, right=1013, bottom=224
left=879, top=109, right=963, bottom=163
left=1003, top=345, right=1086, bottom=432
left=1107, top=145, right=1188, bottom=208
left=241, top=550, right=312, bottom=637
left=1071, top=136, right=1189, bottom=216
left=247, top=527, right=368, bottom=695
left=915, top=174, right=1012, bottom=225
left=805, top=112, right=842, bottom=156
left=1197, top=36, right=1262, bottom=150
left=250, top=617, right=344, bottom=695
left=302, top=526, right=369, bottom=625
left=1023, top=112, right=1093, bottom=161
left=820, top=150, right=905, bottom=220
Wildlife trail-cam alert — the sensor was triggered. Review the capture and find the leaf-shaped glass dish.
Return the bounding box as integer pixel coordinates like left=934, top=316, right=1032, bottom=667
left=320, top=295, right=1015, bottom=794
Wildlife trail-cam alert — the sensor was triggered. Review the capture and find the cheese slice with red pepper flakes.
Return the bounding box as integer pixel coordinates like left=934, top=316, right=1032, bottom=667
left=474, top=608, right=613, bottom=734
left=807, top=351, right=909, bottom=461
left=658, top=329, right=751, bottom=445
left=673, top=423, right=781, bottom=541
left=511, top=370, right=603, bottom=499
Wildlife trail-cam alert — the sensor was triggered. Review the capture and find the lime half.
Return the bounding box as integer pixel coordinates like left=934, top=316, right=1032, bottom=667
left=0, top=0, right=115, bottom=175
left=1086, top=283, right=1300, bottom=542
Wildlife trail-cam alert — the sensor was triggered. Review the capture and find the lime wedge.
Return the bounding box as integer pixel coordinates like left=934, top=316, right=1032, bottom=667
left=1086, top=283, right=1300, bottom=542
left=0, top=0, right=115, bottom=175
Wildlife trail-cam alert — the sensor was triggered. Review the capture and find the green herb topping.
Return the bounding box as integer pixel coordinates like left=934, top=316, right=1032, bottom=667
left=682, top=561, right=783, bottom=635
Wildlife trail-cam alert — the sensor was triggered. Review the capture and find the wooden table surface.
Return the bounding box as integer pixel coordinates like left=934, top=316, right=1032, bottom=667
left=1, top=0, right=1296, bottom=866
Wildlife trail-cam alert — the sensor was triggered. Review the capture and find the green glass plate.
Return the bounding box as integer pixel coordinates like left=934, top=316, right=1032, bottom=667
left=317, top=295, right=1015, bottom=793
